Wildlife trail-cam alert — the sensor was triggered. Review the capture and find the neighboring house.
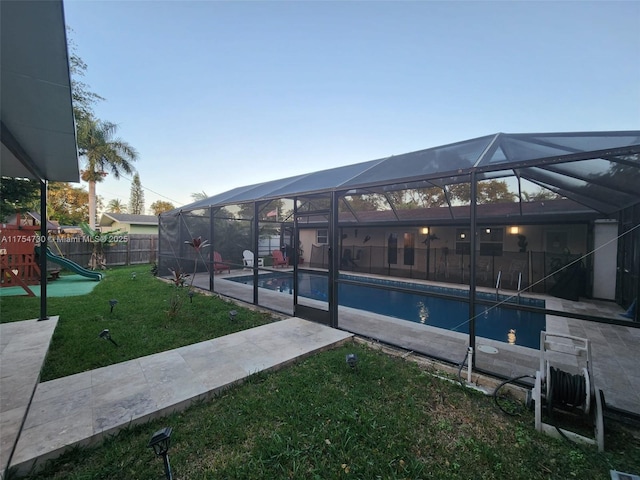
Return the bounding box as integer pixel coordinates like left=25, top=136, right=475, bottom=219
left=99, top=213, right=158, bottom=234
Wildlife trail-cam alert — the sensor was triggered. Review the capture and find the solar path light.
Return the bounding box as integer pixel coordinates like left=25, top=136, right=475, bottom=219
left=148, top=427, right=173, bottom=480
left=109, top=299, right=118, bottom=313
left=98, top=329, right=118, bottom=347
left=188, top=290, right=194, bottom=303
left=346, top=353, right=358, bottom=369
left=229, top=310, right=237, bottom=321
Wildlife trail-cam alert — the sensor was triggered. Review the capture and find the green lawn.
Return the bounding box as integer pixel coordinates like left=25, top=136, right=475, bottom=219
left=17, top=343, right=640, bottom=479
left=0, top=264, right=278, bottom=381
left=2, top=265, right=639, bottom=479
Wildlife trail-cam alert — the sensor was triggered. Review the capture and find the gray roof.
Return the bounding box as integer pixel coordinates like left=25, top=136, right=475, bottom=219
left=1, top=0, right=79, bottom=182
left=99, top=213, right=158, bottom=226
left=169, top=131, right=640, bottom=217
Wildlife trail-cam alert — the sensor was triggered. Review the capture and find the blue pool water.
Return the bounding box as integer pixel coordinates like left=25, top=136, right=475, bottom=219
left=226, top=272, right=545, bottom=349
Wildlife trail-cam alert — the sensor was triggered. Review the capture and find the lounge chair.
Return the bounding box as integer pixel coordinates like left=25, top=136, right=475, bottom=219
left=213, top=251, right=231, bottom=273
left=272, top=249, right=288, bottom=268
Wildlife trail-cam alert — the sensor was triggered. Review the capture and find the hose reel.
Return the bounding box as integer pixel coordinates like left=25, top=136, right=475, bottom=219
left=532, top=332, right=604, bottom=451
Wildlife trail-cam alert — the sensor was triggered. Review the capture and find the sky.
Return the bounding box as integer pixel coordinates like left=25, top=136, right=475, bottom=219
left=63, top=0, right=640, bottom=213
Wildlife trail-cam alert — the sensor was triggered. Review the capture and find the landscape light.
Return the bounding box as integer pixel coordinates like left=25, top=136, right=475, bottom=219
left=346, top=353, right=358, bottom=369
left=98, top=329, right=118, bottom=347
left=229, top=310, right=237, bottom=321
left=188, top=290, right=194, bottom=303
left=148, top=427, right=173, bottom=480
left=131, top=272, right=137, bottom=280
left=109, top=299, right=118, bottom=313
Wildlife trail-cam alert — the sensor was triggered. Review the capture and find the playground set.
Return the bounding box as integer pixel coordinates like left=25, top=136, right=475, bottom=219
left=1, top=216, right=101, bottom=297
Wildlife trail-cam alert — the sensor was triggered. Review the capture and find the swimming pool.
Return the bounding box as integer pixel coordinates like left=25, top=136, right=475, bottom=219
left=226, top=272, right=546, bottom=349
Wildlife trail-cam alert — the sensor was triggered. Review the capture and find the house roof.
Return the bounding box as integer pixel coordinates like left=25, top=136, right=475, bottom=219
left=0, top=0, right=79, bottom=182
left=168, top=131, right=640, bottom=218
left=99, top=213, right=159, bottom=227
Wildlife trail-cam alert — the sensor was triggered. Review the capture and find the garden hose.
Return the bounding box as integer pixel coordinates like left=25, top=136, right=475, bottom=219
left=493, top=374, right=535, bottom=416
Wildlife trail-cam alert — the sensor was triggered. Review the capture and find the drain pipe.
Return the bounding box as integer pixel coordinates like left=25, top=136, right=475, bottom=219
left=466, top=346, right=474, bottom=384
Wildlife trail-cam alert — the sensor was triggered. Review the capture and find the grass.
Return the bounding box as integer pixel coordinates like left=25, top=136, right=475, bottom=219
left=3, top=264, right=640, bottom=478
left=0, top=264, right=278, bottom=381
left=16, top=342, right=640, bottom=479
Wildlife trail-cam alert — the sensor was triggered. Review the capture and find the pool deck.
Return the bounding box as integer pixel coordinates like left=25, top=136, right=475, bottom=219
left=197, top=268, right=640, bottom=416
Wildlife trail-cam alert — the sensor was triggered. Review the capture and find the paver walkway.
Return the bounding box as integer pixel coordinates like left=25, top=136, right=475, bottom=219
left=1, top=317, right=58, bottom=475
left=2, top=317, right=352, bottom=476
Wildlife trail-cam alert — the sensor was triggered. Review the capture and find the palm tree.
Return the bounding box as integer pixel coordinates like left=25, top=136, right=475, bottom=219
left=77, top=118, right=138, bottom=229
left=106, top=199, right=127, bottom=213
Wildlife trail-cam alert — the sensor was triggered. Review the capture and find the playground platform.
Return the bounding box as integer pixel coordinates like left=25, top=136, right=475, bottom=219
left=0, top=274, right=101, bottom=298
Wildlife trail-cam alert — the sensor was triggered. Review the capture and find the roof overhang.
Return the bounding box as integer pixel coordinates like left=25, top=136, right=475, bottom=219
left=0, top=0, right=79, bottom=182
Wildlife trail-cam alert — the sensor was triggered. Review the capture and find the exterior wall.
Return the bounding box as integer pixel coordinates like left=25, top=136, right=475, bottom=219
left=101, top=222, right=158, bottom=235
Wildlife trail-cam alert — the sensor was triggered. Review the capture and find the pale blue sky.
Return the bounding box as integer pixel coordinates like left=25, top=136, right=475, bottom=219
left=63, top=0, right=640, bottom=211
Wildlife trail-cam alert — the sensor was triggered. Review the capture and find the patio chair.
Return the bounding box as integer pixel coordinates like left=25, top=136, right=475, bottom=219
left=272, top=249, right=288, bottom=268
left=243, top=250, right=254, bottom=268
left=243, top=250, right=264, bottom=269
left=213, top=251, right=231, bottom=273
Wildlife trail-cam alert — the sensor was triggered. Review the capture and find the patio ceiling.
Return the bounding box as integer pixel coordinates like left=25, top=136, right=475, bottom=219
left=176, top=131, right=640, bottom=217
left=0, top=0, right=79, bottom=182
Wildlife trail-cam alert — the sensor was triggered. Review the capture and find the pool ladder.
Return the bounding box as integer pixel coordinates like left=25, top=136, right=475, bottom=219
left=495, top=271, right=522, bottom=304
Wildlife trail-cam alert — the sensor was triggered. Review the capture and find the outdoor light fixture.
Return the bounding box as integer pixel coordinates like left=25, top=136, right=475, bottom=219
left=98, top=329, right=118, bottom=347
left=509, top=226, right=520, bottom=235
left=188, top=290, right=194, bottom=303
left=460, top=233, right=466, bottom=240
left=420, top=227, right=429, bottom=235
left=485, top=228, right=491, bottom=234
left=109, top=299, right=118, bottom=313
left=346, top=353, right=358, bottom=369
left=229, top=310, right=237, bottom=321
left=148, top=427, right=173, bottom=480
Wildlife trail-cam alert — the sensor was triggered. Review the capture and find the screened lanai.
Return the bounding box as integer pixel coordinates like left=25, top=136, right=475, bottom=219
left=159, top=131, right=640, bottom=416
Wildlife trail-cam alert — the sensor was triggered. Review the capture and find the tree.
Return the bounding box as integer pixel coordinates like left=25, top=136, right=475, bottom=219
left=447, top=180, right=516, bottom=205
left=68, top=30, right=104, bottom=123
left=47, top=182, right=90, bottom=225
left=191, top=191, right=209, bottom=202
left=106, top=199, right=127, bottom=213
left=129, top=173, right=145, bottom=215
left=150, top=200, right=175, bottom=215
left=521, top=188, right=561, bottom=202
left=69, top=31, right=138, bottom=228
left=77, top=118, right=138, bottom=228
left=0, top=177, right=40, bottom=221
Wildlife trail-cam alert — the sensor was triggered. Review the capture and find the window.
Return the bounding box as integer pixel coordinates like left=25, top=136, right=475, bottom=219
left=456, top=228, right=471, bottom=255
left=387, top=233, right=398, bottom=264
left=316, top=228, right=328, bottom=244
left=479, top=227, right=503, bottom=256
left=403, top=232, right=415, bottom=266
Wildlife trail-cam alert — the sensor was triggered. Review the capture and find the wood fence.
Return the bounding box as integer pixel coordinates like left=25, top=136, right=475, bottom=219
left=50, top=234, right=157, bottom=268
